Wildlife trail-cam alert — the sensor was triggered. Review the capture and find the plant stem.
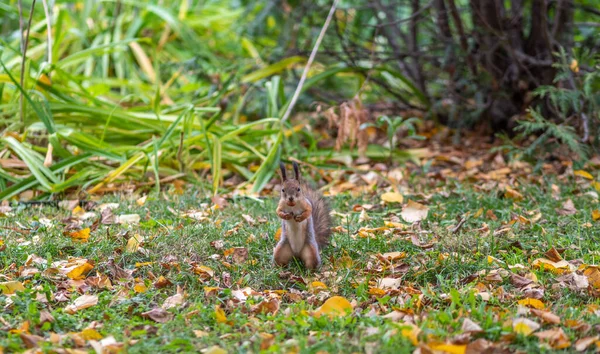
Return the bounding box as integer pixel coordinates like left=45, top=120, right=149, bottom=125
left=18, top=0, right=37, bottom=131
left=280, top=0, right=339, bottom=124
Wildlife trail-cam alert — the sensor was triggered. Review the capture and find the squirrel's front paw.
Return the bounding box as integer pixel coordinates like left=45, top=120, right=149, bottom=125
left=294, top=215, right=306, bottom=222
left=278, top=212, right=293, bottom=220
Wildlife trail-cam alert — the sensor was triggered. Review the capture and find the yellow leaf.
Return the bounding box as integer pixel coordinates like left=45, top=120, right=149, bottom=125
left=381, top=192, right=403, bottom=204
left=0, top=281, right=25, bottom=294
left=368, top=287, right=387, bottom=296
left=69, top=228, right=90, bottom=242
left=274, top=228, right=282, bottom=242
left=513, top=318, right=540, bottom=336
left=215, top=305, right=227, bottom=323
left=313, top=296, right=352, bottom=318
left=593, top=181, right=600, bottom=193
left=400, top=324, right=420, bottom=345
left=518, top=298, right=545, bottom=309
left=574, top=170, right=593, bottom=180
left=134, top=283, right=148, bottom=293
left=135, top=262, right=154, bottom=267
left=309, top=281, right=328, bottom=291
left=505, top=186, right=524, bottom=201
left=584, top=267, right=600, bottom=288
left=204, top=346, right=227, bottom=354
left=126, top=234, right=144, bottom=253
left=72, top=206, right=85, bottom=217
left=474, top=208, right=484, bottom=218
left=429, top=343, right=467, bottom=354
left=136, top=195, right=147, bottom=206
left=593, top=210, right=600, bottom=221
left=66, top=262, right=94, bottom=280
left=532, top=258, right=575, bottom=274
left=80, top=328, right=103, bottom=340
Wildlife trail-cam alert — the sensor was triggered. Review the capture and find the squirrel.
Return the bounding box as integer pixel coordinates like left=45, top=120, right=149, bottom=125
left=273, top=161, right=332, bottom=270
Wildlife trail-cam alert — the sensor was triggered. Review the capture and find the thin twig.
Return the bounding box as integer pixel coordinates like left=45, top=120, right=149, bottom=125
left=18, top=0, right=37, bottom=129
left=280, top=0, right=339, bottom=123
left=41, top=0, right=52, bottom=80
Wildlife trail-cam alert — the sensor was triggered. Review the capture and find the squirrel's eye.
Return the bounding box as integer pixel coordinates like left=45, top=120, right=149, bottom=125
left=297, top=187, right=300, bottom=192
left=281, top=189, right=285, bottom=193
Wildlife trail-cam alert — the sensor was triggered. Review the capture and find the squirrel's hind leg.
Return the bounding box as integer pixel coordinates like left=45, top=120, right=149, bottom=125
left=300, top=243, right=320, bottom=270
left=273, top=241, right=293, bottom=266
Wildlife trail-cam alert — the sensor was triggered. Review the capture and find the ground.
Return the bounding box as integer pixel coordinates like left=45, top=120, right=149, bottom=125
left=1, top=161, right=600, bottom=353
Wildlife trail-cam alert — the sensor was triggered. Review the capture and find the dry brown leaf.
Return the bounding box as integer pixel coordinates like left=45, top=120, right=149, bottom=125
left=530, top=309, right=561, bottom=324
left=544, top=247, right=563, bottom=262
left=533, top=327, right=571, bottom=349
left=142, top=308, right=173, bottom=323
left=574, top=335, right=599, bottom=351
left=65, top=294, right=98, bottom=314
left=232, top=247, right=249, bottom=264
left=461, top=318, right=483, bottom=333
left=556, top=199, right=577, bottom=216
left=400, top=200, right=429, bottom=223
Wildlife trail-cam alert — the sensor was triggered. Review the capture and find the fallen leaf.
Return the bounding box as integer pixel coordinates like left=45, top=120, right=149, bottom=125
left=232, top=247, right=248, bottom=264
left=530, top=309, right=561, bottom=324
left=518, top=298, right=545, bottom=309
left=242, top=214, right=256, bottom=226
left=534, top=327, right=570, bottom=349
left=80, top=328, right=103, bottom=340
left=118, top=214, right=141, bottom=225
left=400, top=200, right=429, bottom=223
left=574, top=335, right=598, bottom=351
left=505, top=186, right=524, bottom=201
left=583, top=267, right=600, bottom=288
left=574, top=170, right=593, bottom=180
left=203, top=346, right=227, bottom=354
left=429, top=343, right=466, bottom=354
left=251, top=298, right=280, bottom=315
left=512, top=317, right=540, bottom=336
left=66, top=262, right=94, bottom=280
left=592, top=210, right=600, bottom=221
left=162, top=290, right=185, bottom=309
left=309, top=281, right=328, bottom=292
left=126, top=234, right=144, bottom=253
left=68, top=228, right=90, bottom=242
left=134, top=283, right=148, bottom=293
left=461, top=318, right=482, bottom=333
left=532, top=258, right=575, bottom=274
left=0, top=281, right=25, bottom=294
left=194, top=330, right=208, bottom=338
left=556, top=199, right=577, bottom=216
left=215, top=305, right=228, bottom=323
left=381, top=192, right=403, bottom=204
left=544, top=247, right=563, bottom=262
left=313, top=296, right=352, bottom=318
left=136, top=195, right=147, bottom=206
left=65, top=294, right=98, bottom=314
left=142, top=308, right=173, bottom=323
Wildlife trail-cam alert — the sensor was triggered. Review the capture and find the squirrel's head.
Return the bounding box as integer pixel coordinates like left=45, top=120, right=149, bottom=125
left=279, top=162, right=303, bottom=207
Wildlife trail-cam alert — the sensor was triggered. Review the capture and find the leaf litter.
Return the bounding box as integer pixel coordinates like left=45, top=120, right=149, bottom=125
left=2, top=132, right=600, bottom=352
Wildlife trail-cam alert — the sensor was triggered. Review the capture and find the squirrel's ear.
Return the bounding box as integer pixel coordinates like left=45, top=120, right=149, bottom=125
left=279, top=162, right=287, bottom=181
left=292, top=161, right=300, bottom=180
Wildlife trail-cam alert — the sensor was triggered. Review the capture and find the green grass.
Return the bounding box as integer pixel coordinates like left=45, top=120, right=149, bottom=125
left=1, top=174, right=600, bottom=353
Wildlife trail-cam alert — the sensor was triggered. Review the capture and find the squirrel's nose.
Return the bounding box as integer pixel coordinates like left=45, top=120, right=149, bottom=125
left=288, top=197, right=293, bottom=202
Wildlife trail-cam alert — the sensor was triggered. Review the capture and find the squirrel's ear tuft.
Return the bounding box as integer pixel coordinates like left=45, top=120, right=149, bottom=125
left=279, top=162, right=287, bottom=181
left=292, top=161, right=300, bottom=180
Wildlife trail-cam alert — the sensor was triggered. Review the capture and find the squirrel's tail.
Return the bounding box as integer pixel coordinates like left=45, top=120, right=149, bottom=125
left=304, top=187, right=332, bottom=248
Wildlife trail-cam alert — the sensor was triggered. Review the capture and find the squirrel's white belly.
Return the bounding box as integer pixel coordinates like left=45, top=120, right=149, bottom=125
left=284, top=202, right=309, bottom=255
left=286, top=219, right=307, bottom=255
